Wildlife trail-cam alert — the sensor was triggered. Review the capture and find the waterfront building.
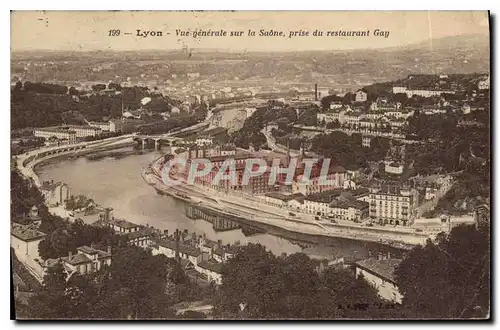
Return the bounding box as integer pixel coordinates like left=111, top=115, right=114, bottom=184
left=154, top=238, right=203, bottom=267
left=188, top=144, right=236, bottom=159
left=40, top=181, right=71, bottom=207
left=260, top=192, right=305, bottom=208
left=66, top=125, right=102, bottom=138
left=300, top=194, right=369, bottom=222
left=369, top=184, right=418, bottom=226
left=188, top=154, right=285, bottom=195
left=353, top=256, right=403, bottom=304
left=11, top=223, right=46, bottom=264
left=293, top=165, right=347, bottom=195
left=328, top=199, right=370, bottom=222
left=34, top=126, right=77, bottom=143
left=34, top=125, right=102, bottom=141
left=126, top=227, right=155, bottom=248
left=108, top=218, right=142, bottom=234
left=88, top=121, right=111, bottom=132
left=302, top=199, right=331, bottom=216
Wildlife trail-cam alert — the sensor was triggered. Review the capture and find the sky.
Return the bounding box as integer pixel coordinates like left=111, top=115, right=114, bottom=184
left=11, top=11, right=490, bottom=52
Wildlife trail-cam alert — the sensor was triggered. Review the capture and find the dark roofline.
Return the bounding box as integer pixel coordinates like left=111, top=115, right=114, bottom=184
left=353, top=261, right=401, bottom=286
left=11, top=227, right=46, bottom=242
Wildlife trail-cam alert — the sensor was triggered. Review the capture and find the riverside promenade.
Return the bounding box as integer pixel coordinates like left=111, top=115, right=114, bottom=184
left=142, top=156, right=431, bottom=250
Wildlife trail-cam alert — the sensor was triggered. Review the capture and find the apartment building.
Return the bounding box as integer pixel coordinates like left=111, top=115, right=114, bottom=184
left=34, top=125, right=102, bottom=141
left=33, top=127, right=77, bottom=143
left=369, top=184, right=418, bottom=226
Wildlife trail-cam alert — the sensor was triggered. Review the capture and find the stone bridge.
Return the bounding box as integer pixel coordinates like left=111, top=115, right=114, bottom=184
left=36, top=144, right=88, bottom=158
left=134, top=135, right=184, bottom=149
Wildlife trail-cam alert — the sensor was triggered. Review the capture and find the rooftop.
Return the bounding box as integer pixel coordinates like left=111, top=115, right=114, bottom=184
left=77, top=245, right=111, bottom=259
left=329, top=198, right=369, bottom=210
left=126, top=227, right=155, bottom=240
left=355, top=258, right=402, bottom=285
left=40, top=181, right=66, bottom=191
left=208, top=154, right=253, bottom=163
left=109, top=218, right=142, bottom=229
left=198, top=259, right=224, bottom=274
left=156, top=238, right=203, bottom=257
left=11, top=224, right=46, bottom=242
left=61, top=253, right=91, bottom=266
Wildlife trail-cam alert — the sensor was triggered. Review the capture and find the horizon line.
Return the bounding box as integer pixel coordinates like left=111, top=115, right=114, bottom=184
left=11, top=33, right=489, bottom=54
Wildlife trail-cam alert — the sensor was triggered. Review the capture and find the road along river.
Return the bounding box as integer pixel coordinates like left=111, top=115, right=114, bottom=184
left=36, top=146, right=405, bottom=260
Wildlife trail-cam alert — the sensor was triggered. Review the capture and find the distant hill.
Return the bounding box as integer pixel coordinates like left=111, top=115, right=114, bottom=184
left=402, top=34, right=489, bottom=51
left=11, top=34, right=490, bottom=85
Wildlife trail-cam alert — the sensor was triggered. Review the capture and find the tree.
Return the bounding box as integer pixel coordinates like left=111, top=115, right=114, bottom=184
left=179, top=310, right=206, bottom=319
left=68, top=86, right=79, bottom=95
left=43, top=262, right=67, bottom=292
left=394, top=225, right=490, bottom=319
left=95, top=247, right=174, bottom=319
left=91, top=84, right=106, bottom=91
left=214, top=244, right=290, bottom=318
left=214, top=245, right=384, bottom=319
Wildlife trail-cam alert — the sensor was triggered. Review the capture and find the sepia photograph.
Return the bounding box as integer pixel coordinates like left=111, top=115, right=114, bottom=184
left=10, top=10, right=491, bottom=320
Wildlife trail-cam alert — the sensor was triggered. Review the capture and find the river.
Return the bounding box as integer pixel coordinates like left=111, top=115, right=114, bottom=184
left=37, top=147, right=403, bottom=261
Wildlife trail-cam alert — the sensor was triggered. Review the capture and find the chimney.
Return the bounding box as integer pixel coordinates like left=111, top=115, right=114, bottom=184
left=314, top=83, right=318, bottom=101
left=107, top=246, right=112, bottom=254
left=378, top=253, right=383, bottom=261
left=387, top=252, right=391, bottom=260
left=69, top=251, right=72, bottom=259
left=91, top=242, right=95, bottom=249
left=163, top=229, right=168, bottom=237
left=217, top=239, right=222, bottom=249
left=175, top=229, right=181, bottom=263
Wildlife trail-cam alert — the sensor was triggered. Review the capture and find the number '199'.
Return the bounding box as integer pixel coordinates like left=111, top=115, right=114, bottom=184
left=108, top=29, right=120, bottom=36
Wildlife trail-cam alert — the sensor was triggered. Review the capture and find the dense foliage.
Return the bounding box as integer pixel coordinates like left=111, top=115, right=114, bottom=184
left=394, top=224, right=490, bottom=319
left=310, top=131, right=390, bottom=170
left=213, top=244, right=383, bottom=319
left=11, top=82, right=175, bottom=129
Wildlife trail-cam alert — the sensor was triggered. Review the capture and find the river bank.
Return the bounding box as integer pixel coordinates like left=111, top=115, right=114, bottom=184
left=19, top=135, right=407, bottom=259
left=142, top=157, right=420, bottom=250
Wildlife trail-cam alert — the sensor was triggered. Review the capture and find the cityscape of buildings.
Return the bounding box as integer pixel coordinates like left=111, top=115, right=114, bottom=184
left=10, top=13, right=491, bottom=319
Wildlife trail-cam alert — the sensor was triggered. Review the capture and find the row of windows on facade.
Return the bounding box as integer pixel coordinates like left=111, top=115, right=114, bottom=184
left=370, top=195, right=410, bottom=202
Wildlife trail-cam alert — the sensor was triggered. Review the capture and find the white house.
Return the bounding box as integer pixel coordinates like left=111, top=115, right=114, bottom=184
left=11, top=223, right=46, bottom=264
left=57, top=245, right=112, bottom=278
left=354, top=257, right=403, bottom=304
left=195, top=260, right=223, bottom=285
left=355, top=90, right=368, bottom=103
left=40, top=181, right=71, bottom=207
